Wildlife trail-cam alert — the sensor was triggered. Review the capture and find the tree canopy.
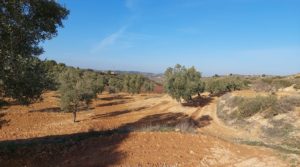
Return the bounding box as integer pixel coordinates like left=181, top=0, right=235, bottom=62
left=0, top=0, right=69, bottom=104
left=58, top=68, right=105, bottom=122
left=164, top=64, right=204, bottom=103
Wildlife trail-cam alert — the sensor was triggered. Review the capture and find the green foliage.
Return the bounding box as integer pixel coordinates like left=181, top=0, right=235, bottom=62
left=58, top=69, right=104, bottom=122
left=143, top=80, right=155, bottom=93
left=108, top=77, right=123, bottom=93
left=205, top=77, right=248, bottom=95
left=43, top=60, right=66, bottom=90
left=0, top=0, right=69, bottom=104
left=164, top=64, right=204, bottom=102
left=123, top=74, right=145, bottom=94
left=1, top=57, right=51, bottom=104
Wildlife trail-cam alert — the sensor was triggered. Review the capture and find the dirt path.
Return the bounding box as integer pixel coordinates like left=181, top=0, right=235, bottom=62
left=194, top=96, right=261, bottom=142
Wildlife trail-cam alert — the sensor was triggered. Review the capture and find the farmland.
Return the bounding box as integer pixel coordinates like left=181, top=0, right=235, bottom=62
left=1, top=89, right=299, bottom=166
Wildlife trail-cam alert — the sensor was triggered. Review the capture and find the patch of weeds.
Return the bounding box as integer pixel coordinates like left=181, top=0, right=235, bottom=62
left=174, top=120, right=197, bottom=133
left=134, top=124, right=175, bottom=132
left=283, top=138, right=300, bottom=151
left=236, top=95, right=277, bottom=118
left=294, top=84, right=300, bottom=90
left=133, top=120, right=197, bottom=134
left=263, top=96, right=300, bottom=118
left=220, top=95, right=300, bottom=119
left=239, top=140, right=300, bottom=154
left=262, top=119, right=295, bottom=138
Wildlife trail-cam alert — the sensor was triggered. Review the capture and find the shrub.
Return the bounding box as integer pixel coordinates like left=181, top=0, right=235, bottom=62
left=266, top=96, right=300, bottom=117
left=237, top=96, right=277, bottom=118
left=252, top=81, right=274, bottom=92
left=226, top=95, right=300, bottom=119
left=294, top=84, right=300, bottom=90
left=253, top=78, right=293, bottom=92
left=272, top=79, right=293, bottom=89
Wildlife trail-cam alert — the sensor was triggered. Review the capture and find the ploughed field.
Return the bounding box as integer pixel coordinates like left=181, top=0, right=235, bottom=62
left=0, top=91, right=298, bottom=166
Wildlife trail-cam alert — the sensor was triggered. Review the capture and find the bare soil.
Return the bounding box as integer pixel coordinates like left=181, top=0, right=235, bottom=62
left=0, top=91, right=295, bottom=166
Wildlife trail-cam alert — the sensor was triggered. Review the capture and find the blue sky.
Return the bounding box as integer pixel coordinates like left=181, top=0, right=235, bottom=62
left=41, top=0, right=300, bottom=76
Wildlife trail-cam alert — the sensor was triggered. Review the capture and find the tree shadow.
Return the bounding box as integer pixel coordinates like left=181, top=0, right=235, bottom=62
left=91, top=106, right=148, bottom=119
left=0, top=129, right=129, bottom=167
left=121, top=112, right=213, bottom=130
left=196, top=115, right=213, bottom=128
left=98, top=95, right=132, bottom=101
left=0, top=113, right=10, bottom=129
left=29, top=107, right=61, bottom=112
left=96, top=100, right=127, bottom=107
left=0, top=99, right=9, bottom=109
left=29, top=106, right=95, bottom=113
left=209, top=91, right=228, bottom=97
left=182, top=96, right=213, bottom=107
left=0, top=112, right=212, bottom=166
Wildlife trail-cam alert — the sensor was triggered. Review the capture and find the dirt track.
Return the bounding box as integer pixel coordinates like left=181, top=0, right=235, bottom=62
left=0, top=91, right=294, bottom=166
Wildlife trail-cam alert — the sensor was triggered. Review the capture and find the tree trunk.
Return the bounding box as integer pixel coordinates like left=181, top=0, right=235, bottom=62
left=73, top=110, right=77, bottom=123
left=198, top=92, right=201, bottom=97
left=189, top=95, right=193, bottom=102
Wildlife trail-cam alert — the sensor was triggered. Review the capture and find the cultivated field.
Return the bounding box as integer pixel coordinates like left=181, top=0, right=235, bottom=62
left=1, top=90, right=299, bottom=166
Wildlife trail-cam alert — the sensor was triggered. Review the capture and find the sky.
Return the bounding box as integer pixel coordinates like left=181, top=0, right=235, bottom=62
left=41, top=0, right=300, bottom=76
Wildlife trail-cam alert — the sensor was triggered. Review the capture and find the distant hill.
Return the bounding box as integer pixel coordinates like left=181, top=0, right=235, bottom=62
left=95, top=70, right=164, bottom=84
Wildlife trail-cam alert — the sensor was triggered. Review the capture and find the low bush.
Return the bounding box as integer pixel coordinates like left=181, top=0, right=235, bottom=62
left=134, top=120, right=197, bottom=133
left=252, top=81, right=274, bottom=92
left=236, top=96, right=277, bottom=118
left=294, top=84, right=300, bottom=90
left=268, top=96, right=300, bottom=117
left=253, top=78, right=294, bottom=92
left=271, top=79, right=293, bottom=89
left=227, top=95, right=300, bottom=119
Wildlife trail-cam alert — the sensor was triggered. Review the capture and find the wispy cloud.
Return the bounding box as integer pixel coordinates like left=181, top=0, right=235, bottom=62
left=91, top=26, right=127, bottom=53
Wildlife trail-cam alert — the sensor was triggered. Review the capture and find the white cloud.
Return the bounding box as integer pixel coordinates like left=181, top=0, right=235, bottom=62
left=91, top=26, right=127, bottom=53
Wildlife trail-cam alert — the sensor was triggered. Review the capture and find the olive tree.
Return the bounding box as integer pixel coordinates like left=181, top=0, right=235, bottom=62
left=143, top=80, right=155, bottom=93
left=123, top=74, right=145, bottom=94
left=59, top=69, right=104, bottom=122
left=205, top=77, right=248, bottom=95
left=108, top=77, right=123, bottom=93
left=0, top=0, right=69, bottom=104
left=164, top=64, right=204, bottom=103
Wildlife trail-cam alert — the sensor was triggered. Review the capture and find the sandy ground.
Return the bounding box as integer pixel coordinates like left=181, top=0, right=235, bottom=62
left=0, top=91, right=294, bottom=166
